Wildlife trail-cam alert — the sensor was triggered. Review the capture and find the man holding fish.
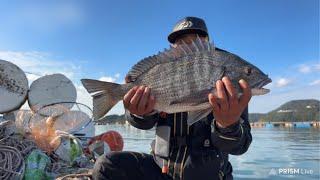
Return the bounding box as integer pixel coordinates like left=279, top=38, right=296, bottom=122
left=85, top=16, right=271, bottom=180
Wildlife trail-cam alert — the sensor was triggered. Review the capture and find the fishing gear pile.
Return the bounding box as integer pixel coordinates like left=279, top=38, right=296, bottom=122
left=0, top=59, right=98, bottom=179
left=0, top=112, right=95, bottom=179
left=0, top=120, right=31, bottom=179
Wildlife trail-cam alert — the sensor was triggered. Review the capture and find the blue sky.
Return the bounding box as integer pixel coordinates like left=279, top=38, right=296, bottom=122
left=0, top=0, right=319, bottom=114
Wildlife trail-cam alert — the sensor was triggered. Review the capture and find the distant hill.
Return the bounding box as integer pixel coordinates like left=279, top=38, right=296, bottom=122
left=259, top=99, right=319, bottom=122
left=249, top=113, right=266, bottom=123
left=97, top=99, right=320, bottom=124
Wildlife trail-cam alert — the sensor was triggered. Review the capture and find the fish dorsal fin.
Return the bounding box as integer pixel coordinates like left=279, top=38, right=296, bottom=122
left=176, top=44, right=188, bottom=56
left=126, top=55, right=163, bottom=80
left=191, top=40, right=200, bottom=52
left=126, top=39, right=215, bottom=81
left=181, top=40, right=193, bottom=54
left=195, top=35, right=204, bottom=50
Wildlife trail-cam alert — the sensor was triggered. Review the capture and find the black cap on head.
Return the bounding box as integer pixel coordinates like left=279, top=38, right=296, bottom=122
left=168, top=16, right=209, bottom=43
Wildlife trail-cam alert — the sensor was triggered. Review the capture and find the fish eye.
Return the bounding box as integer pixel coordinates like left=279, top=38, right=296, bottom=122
left=245, top=67, right=252, bottom=76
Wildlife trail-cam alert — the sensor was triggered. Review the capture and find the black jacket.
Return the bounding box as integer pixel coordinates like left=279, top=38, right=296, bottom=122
left=125, top=107, right=252, bottom=180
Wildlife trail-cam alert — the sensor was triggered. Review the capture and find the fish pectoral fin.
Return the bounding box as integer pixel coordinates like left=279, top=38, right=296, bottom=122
left=187, top=108, right=213, bottom=125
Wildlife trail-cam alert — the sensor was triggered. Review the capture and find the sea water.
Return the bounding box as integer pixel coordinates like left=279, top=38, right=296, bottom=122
left=96, top=125, right=320, bottom=180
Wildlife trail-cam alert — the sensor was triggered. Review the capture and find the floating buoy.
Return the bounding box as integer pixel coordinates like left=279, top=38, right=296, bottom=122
left=88, top=130, right=124, bottom=152
left=100, top=130, right=124, bottom=151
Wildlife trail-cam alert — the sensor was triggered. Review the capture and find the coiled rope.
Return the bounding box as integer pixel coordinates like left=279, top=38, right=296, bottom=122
left=0, top=145, right=25, bottom=179
left=0, top=120, right=37, bottom=179
left=0, top=135, right=37, bottom=157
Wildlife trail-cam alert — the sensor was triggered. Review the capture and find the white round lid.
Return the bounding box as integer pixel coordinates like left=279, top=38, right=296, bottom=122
left=0, top=60, right=28, bottom=113
left=28, top=73, right=77, bottom=115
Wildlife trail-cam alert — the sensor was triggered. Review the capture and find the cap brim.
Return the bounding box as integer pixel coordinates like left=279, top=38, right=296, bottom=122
left=168, top=28, right=208, bottom=43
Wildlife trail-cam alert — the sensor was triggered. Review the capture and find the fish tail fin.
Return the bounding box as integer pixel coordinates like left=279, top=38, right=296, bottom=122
left=81, top=79, right=129, bottom=120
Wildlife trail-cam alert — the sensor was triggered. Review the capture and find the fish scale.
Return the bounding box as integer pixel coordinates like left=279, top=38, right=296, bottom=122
left=81, top=36, right=271, bottom=120
left=143, top=57, right=213, bottom=91
left=141, top=59, right=212, bottom=103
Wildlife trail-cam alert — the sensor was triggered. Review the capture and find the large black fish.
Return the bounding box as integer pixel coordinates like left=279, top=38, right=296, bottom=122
left=82, top=37, right=271, bottom=122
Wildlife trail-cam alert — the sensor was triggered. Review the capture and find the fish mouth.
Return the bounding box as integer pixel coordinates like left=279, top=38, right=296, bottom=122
left=251, top=78, right=272, bottom=96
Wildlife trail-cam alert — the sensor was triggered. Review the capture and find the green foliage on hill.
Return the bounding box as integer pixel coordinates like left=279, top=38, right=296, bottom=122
left=259, top=99, right=319, bottom=122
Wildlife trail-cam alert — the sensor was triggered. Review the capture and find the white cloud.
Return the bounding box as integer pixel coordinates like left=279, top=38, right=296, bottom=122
left=26, top=73, right=40, bottom=83
left=309, top=79, right=320, bottom=86
left=249, top=84, right=320, bottom=113
left=297, top=62, right=320, bottom=74
left=298, top=64, right=311, bottom=73
left=99, top=73, right=121, bottom=83
left=314, top=63, right=320, bottom=71
left=99, top=76, right=116, bottom=82
left=249, top=61, right=320, bottom=113
left=0, top=51, right=80, bottom=80
left=115, top=73, right=121, bottom=78
left=275, top=78, right=291, bottom=87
